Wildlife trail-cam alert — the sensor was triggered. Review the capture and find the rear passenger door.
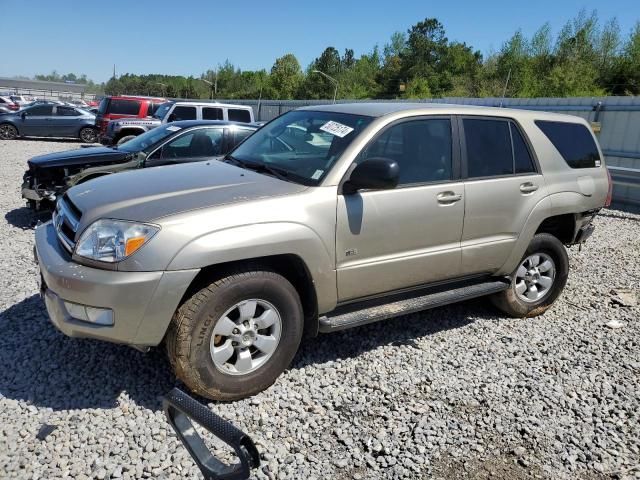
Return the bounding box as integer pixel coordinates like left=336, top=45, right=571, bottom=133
left=459, top=116, right=546, bottom=275
left=51, top=106, right=82, bottom=137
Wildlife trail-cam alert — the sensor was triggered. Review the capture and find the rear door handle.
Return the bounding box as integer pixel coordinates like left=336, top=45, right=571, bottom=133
left=436, top=191, right=463, bottom=204
left=520, top=182, right=539, bottom=194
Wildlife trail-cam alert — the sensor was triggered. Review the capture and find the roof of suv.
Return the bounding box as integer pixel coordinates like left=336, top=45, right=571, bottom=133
left=299, top=102, right=582, bottom=122
left=164, top=100, right=253, bottom=109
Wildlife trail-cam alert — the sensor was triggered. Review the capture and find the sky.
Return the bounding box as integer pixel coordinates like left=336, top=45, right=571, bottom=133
left=2, top=0, right=639, bottom=83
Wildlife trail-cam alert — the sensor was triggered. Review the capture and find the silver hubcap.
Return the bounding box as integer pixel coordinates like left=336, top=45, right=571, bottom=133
left=514, top=253, right=556, bottom=302
left=210, top=299, right=282, bottom=376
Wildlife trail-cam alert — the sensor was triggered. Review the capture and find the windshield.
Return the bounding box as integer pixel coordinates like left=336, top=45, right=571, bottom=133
left=118, top=124, right=181, bottom=152
left=229, top=110, right=372, bottom=185
left=154, top=102, right=173, bottom=120
left=97, top=97, right=109, bottom=114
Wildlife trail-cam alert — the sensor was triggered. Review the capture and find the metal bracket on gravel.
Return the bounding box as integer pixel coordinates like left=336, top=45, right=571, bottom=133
left=163, top=388, right=260, bottom=480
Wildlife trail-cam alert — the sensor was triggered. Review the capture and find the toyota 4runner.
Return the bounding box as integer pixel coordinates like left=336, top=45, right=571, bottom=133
left=35, top=103, right=611, bottom=400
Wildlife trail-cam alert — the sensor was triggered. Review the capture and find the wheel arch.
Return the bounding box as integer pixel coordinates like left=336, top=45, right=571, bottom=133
left=180, top=254, right=320, bottom=337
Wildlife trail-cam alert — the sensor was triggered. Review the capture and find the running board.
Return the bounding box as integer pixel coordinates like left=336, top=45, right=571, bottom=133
left=319, top=279, right=509, bottom=332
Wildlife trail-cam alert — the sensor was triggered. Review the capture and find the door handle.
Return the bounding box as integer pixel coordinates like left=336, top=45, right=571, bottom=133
left=520, top=182, right=538, bottom=194
left=436, top=191, right=463, bottom=204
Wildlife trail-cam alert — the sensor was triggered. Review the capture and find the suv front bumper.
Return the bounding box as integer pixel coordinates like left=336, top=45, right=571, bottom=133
left=35, top=221, right=199, bottom=347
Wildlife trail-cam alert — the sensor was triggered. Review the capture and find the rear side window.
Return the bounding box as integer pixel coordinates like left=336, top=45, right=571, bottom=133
left=228, top=108, right=251, bottom=123
left=107, top=99, right=140, bottom=115
left=464, top=119, right=513, bottom=177
left=171, top=106, right=197, bottom=121
left=535, top=120, right=600, bottom=168
left=203, top=107, right=223, bottom=120
left=511, top=123, right=536, bottom=174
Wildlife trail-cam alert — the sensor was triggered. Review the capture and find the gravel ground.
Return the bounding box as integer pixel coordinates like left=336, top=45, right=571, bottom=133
left=0, top=139, right=639, bottom=480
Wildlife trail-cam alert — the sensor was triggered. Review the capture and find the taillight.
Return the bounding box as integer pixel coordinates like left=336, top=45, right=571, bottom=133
left=605, top=168, right=613, bottom=207
left=9, top=104, right=18, bottom=110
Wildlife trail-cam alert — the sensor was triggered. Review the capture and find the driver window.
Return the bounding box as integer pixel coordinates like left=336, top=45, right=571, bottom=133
left=359, top=119, right=453, bottom=185
left=158, top=129, right=223, bottom=160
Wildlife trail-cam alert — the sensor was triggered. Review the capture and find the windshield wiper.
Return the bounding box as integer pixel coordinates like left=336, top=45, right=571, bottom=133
left=225, top=155, right=290, bottom=182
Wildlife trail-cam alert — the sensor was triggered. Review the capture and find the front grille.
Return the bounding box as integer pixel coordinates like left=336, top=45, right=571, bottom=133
left=53, top=195, right=81, bottom=253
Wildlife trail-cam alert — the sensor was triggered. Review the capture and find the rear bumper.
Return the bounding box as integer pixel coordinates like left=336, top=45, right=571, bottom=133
left=35, top=221, right=199, bottom=346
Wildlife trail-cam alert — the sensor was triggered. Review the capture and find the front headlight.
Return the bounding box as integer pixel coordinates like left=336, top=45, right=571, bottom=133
left=75, top=219, right=159, bottom=263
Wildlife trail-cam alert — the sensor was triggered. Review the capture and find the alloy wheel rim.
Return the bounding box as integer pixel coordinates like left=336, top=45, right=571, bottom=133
left=81, top=129, right=96, bottom=142
left=514, top=253, right=556, bottom=303
left=0, top=125, right=15, bottom=139
left=210, top=299, right=282, bottom=376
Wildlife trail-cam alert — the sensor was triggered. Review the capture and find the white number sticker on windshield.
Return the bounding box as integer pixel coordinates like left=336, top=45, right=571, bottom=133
left=311, top=169, right=324, bottom=180
left=320, top=121, right=354, bottom=138
left=166, top=126, right=181, bottom=132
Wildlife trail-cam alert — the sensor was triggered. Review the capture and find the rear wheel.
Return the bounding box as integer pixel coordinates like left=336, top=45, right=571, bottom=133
left=491, top=233, right=569, bottom=317
left=166, top=269, right=304, bottom=401
left=79, top=127, right=98, bottom=143
left=0, top=124, right=18, bottom=140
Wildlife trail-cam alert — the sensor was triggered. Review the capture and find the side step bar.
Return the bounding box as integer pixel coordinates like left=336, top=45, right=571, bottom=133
left=319, top=279, right=509, bottom=333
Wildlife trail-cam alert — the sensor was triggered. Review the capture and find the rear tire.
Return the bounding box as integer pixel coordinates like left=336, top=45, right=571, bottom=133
left=117, top=134, right=137, bottom=145
left=79, top=127, right=98, bottom=143
left=166, top=268, right=304, bottom=401
left=0, top=123, right=18, bottom=140
left=491, top=233, right=569, bottom=318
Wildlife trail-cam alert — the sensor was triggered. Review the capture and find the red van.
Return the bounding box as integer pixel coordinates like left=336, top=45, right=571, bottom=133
left=95, top=95, right=166, bottom=135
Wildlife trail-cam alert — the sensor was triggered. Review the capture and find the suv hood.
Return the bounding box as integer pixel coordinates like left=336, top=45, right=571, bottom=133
left=28, top=146, right=131, bottom=169
left=67, top=160, right=307, bottom=225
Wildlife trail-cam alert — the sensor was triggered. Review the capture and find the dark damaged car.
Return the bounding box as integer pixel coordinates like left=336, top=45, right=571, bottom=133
left=21, top=120, right=259, bottom=209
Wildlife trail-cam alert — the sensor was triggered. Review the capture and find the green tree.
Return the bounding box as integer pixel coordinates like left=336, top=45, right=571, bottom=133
left=270, top=54, right=302, bottom=99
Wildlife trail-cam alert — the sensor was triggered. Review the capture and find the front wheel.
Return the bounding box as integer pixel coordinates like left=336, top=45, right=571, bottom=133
left=491, top=233, right=569, bottom=318
left=0, top=123, right=18, bottom=140
left=79, top=127, right=98, bottom=143
left=166, top=269, right=304, bottom=401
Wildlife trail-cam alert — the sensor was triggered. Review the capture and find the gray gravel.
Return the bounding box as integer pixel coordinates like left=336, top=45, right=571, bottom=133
left=1, top=139, right=639, bottom=480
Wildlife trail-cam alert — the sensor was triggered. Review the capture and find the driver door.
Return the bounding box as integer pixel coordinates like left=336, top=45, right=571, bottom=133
left=336, top=117, right=465, bottom=301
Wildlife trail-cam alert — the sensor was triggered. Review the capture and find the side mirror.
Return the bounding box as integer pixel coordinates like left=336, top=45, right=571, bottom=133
left=20, top=111, right=26, bottom=119
left=343, top=158, right=399, bottom=194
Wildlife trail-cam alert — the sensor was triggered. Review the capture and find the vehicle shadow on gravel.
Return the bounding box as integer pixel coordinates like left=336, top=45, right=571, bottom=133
left=292, top=299, right=492, bottom=368
left=5, top=207, right=51, bottom=230
left=0, top=294, right=177, bottom=412
left=0, top=294, right=496, bottom=412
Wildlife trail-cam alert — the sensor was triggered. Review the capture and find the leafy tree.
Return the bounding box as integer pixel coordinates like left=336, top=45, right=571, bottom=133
left=270, top=54, right=302, bottom=99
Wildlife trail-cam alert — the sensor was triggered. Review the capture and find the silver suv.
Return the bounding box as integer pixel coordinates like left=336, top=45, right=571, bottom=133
left=35, top=103, right=611, bottom=400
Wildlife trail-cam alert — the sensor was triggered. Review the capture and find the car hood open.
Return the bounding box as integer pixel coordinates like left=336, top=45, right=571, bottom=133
left=28, top=146, right=131, bottom=169
left=67, top=160, right=308, bottom=226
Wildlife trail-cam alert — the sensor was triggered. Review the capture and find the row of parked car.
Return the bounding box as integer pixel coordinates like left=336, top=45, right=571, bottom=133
left=11, top=95, right=260, bottom=208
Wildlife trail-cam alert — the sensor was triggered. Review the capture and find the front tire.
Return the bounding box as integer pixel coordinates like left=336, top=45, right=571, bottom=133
left=0, top=123, right=18, bottom=140
left=491, top=233, right=569, bottom=318
left=79, top=127, right=98, bottom=143
left=166, top=269, right=304, bottom=401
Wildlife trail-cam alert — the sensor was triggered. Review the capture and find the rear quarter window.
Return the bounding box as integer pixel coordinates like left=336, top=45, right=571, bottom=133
left=107, top=99, right=141, bottom=115
left=535, top=120, right=601, bottom=168
left=228, top=108, right=252, bottom=123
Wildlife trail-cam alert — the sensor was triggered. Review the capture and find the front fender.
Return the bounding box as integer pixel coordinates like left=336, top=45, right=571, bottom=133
left=167, top=222, right=337, bottom=313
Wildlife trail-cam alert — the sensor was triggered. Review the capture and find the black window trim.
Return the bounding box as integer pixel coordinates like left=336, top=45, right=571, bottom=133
left=339, top=114, right=462, bottom=194
left=457, top=115, right=541, bottom=182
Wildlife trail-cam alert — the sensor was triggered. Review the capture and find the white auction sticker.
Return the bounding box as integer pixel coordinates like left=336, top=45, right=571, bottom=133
left=166, top=125, right=182, bottom=132
left=311, top=169, right=324, bottom=180
left=320, top=121, right=354, bottom=138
